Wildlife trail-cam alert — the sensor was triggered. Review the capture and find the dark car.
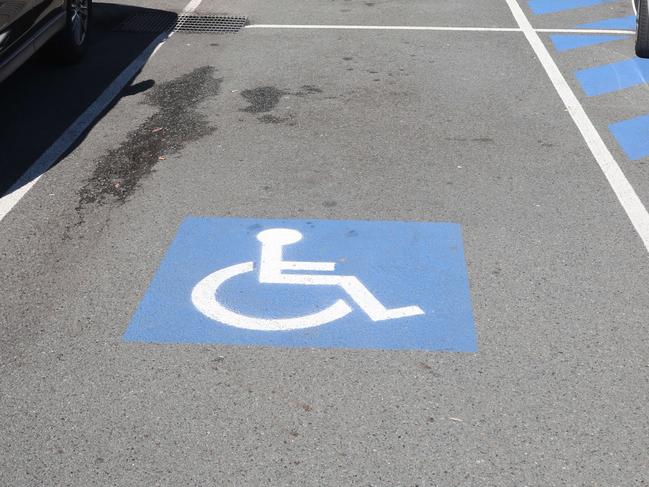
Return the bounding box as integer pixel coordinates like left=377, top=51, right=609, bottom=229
left=0, top=0, right=91, bottom=82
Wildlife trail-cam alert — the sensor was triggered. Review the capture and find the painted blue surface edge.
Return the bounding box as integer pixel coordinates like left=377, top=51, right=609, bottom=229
left=530, top=0, right=617, bottom=15
left=609, top=114, right=649, bottom=160
left=550, top=34, right=626, bottom=52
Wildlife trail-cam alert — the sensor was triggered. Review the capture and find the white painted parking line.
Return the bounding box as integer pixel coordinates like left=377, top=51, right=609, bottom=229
left=536, top=27, right=634, bottom=34
left=181, top=0, right=203, bottom=13
left=0, top=0, right=205, bottom=225
left=246, top=24, right=633, bottom=35
left=245, top=24, right=522, bottom=32
left=506, top=0, right=649, bottom=254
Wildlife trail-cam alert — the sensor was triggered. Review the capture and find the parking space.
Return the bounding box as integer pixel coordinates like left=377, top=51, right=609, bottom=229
left=2, top=0, right=649, bottom=484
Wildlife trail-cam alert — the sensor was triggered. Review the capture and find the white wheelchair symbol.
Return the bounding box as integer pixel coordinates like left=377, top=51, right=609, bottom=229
left=191, top=228, right=424, bottom=331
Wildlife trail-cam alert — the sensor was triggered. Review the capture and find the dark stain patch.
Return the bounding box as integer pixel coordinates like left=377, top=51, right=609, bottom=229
left=323, top=200, right=337, bottom=208
left=258, top=114, right=290, bottom=124
left=365, top=1, right=375, bottom=5
left=342, top=57, right=353, bottom=61
left=240, top=85, right=322, bottom=125
left=294, top=85, right=323, bottom=96
left=240, top=86, right=287, bottom=113
left=446, top=137, right=494, bottom=143
left=368, top=70, right=379, bottom=74
left=78, top=66, right=221, bottom=208
left=346, top=230, right=358, bottom=237
left=288, top=429, right=299, bottom=438
left=346, top=68, right=354, bottom=71
left=210, top=43, right=219, bottom=46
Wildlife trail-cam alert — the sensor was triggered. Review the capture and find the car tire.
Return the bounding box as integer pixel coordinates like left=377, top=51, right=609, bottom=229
left=47, top=0, right=92, bottom=63
left=636, top=0, right=649, bottom=58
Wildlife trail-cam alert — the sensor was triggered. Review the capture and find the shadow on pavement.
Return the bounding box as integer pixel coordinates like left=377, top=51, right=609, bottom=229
left=0, top=3, right=177, bottom=196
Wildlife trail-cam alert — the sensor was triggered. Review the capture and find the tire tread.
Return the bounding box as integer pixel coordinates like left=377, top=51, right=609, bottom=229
left=636, top=0, right=649, bottom=58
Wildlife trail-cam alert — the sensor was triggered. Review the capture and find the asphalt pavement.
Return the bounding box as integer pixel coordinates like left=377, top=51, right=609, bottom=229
left=2, top=0, right=649, bottom=484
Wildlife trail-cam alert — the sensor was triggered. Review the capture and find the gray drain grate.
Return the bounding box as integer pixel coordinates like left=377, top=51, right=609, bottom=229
left=175, top=15, right=247, bottom=33
left=114, top=12, right=247, bottom=34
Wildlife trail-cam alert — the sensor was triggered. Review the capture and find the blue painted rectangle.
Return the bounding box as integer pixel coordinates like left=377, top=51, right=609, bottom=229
left=124, top=217, right=477, bottom=352
left=576, top=58, right=649, bottom=96
left=550, top=34, right=626, bottom=52
left=610, top=114, right=649, bottom=160
left=529, top=0, right=616, bottom=15
left=578, top=15, right=637, bottom=30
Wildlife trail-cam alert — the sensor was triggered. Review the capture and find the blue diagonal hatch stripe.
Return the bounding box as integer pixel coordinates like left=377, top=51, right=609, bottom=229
left=610, top=114, right=649, bottom=161
left=578, top=15, right=637, bottom=29
left=550, top=34, right=627, bottom=52
left=529, top=0, right=617, bottom=15
left=576, top=58, right=649, bottom=96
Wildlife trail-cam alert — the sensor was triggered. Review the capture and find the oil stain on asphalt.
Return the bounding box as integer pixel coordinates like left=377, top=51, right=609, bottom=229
left=240, top=86, right=287, bottom=113
left=78, top=66, right=222, bottom=208
left=240, top=85, right=323, bottom=125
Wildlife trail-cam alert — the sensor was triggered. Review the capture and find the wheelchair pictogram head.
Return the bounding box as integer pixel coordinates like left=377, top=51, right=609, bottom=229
left=256, top=228, right=303, bottom=246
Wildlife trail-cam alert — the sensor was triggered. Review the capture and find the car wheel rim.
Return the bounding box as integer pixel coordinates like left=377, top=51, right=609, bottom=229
left=70, top=0, right=89, bottom=46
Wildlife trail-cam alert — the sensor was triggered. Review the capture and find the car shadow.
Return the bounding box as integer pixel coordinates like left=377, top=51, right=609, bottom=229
left=0, top=2, right=177, bottom=196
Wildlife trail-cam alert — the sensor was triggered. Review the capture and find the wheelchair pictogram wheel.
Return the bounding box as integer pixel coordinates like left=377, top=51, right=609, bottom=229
left=191, top=261, right=353, bottom=331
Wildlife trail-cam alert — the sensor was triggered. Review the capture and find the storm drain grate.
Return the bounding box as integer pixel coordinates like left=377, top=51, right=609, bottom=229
left=114, top=12, right=247, bottom=34
left=175, top=15, right=247, bottom=33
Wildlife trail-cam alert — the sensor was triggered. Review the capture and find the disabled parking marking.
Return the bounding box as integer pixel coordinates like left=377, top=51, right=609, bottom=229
left=124, top=218, right=477, bottom=352
left=610, top=114, right=649, bottom=160
left=192, top=228, right=424, bottom=331
left=576, top=58, right=649, bottom=96
left=529, top=0, right=617, bottom=15
left=550, top=33, right=627, bottom=51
